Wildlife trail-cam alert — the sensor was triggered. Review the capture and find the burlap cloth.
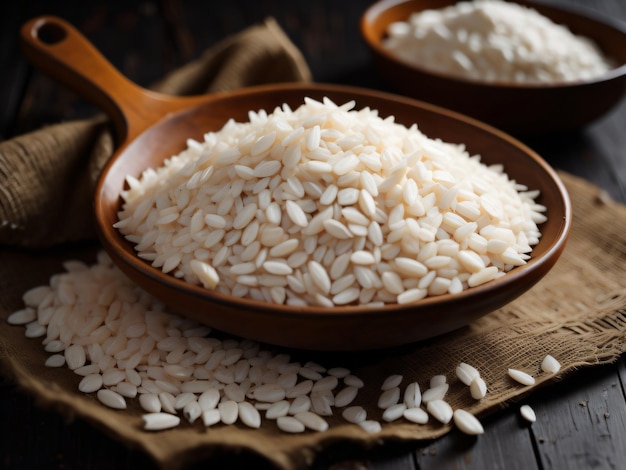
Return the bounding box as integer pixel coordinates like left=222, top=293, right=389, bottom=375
left=1, top=18, right=625, bottom=470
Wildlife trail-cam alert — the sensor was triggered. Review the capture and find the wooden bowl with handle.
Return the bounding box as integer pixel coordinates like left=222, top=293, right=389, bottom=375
left=20, top=15, right=571, bottom=351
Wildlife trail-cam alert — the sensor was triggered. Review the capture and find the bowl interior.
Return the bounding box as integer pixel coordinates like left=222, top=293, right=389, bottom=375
left=95, top=83, right=571, bottom=350
left=361, top=0, right=626, bottom=133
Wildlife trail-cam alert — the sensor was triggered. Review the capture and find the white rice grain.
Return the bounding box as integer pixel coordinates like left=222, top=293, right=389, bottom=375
left=288, top=396, right=312, bottom=415
left=456, top=362, right=480, bottom=386
left=403, top=407, right=429, bottom=424
left=359, top=420, right=382, bottom=434
left=143, top=412, right=181, bottom=431
left=426, top=399, right=453, bottom=424
left=381, top=374, right=403, bottom=391
left=508, top=368, right=536, bottom=386
left=218, top=400, right=239, bottom=424
left=470, top=377, right=487, bottom=400
left=541, top=355, right=561, bottom=374
left=97, top=389, right=127, bottom=410
left=7, top=308, right=36, bottom=325
left=520, top=404, right=537, bottom=423
left=202, top=408, right=221, bottom=427
left=453, top=409, right=485, bottom=435
left=382, top=403, right=407, bottom=422
left=238, top=401, right=261, bottom=428
left=342, top=406, right=367, bottom=424
left=79, top=374, right=103, bottom=393
left=45, top=354, right=66, bottom=368
left=277, top=416, right=305, bottom=433
left=295, top=411, right=329, bottom=432
left=421, top=383, right=449, bottom=403
left=378, top=387, right=401, bottom=409
left=334, top=386, right=358, bottom=408
left=139, top=393, right=162, bottom=413
left=403, top=382, right=422, bottom=408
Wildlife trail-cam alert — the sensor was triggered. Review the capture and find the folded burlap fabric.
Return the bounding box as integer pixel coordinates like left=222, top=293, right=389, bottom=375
left=1, top=17, right=626, bottom=470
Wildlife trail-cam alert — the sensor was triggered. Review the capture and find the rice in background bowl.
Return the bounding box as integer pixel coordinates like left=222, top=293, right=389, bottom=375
left=382, top=0, right=616, bottom=85
left=361, top=0, right=626, bottom=133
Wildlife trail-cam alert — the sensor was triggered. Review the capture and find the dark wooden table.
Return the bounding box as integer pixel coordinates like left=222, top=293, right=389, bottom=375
left=1, top=1, right=625, bottom=468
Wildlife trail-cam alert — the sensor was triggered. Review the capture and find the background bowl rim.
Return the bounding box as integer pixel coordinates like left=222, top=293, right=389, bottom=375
left=360, top=0, right=626, bottom=89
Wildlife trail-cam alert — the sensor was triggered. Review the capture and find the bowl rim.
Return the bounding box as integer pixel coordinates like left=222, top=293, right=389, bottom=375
left=96, top=82, right=572, bottom=321
left=360, top=0, right=626, bottom=89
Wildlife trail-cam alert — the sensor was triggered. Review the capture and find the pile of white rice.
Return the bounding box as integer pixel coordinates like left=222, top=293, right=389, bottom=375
left=383, top=0, right=614, bottom=84
left=8, top=252, right=559, bottom=433
left=115, top=96, right=546, bottom=307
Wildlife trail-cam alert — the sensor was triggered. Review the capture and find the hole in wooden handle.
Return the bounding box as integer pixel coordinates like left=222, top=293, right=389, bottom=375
left=35, top=21, right=67, bottom=45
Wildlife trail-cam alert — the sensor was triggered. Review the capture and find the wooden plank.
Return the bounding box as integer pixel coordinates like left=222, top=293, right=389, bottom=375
left=530, top=0, right=626, bottom=204
left=416, top=409, right=539, bottom=469
left=310, top=441, right=418, bottom=470
left=586, top=102, right=626, bottom=203
left=528, top=363, right=626, bottom=469
left=0, top=377, right=281, bottom=470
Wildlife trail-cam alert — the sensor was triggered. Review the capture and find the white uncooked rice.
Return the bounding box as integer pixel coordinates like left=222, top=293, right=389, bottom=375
left=453, top=409, right=485, bottom=435
left=7, top=308, right=36, bottom=325
left=378, top=387, right=401, bottom=409
left=265, top=400, right=290, bottom=419
left=470, top=377, right=487, bottom=400
left=139, top=393, right=161, bottom=413
left=426, top=399, right=453, bottom=424
left=382, top=403, right=407, bottom=422
left=8, top=254, right=552, bottom=436
left=383, top=0, right=615, bottom=84
left=403, top=407, right=429, bottom=424
left=4, top=253, right=386, bottom=434
left=294, top=411, right=329, bottom=432
left=456, top=362, right=481, bottom=386
left=359, top=420, right=382, bottom=434
left=421, top=383, right=449, bottom=403
left=508, top=368, right=536, bottom=386
left=403, top=382, right=422, bottom=408
left=429, top=374, right=447, bottom=388
left=520, top=404, right=537, bottom=423
left=277, top=415, right=305, bottom=433
left=115, top=96, right=546, bottom=308
left=143, top=412, right=181, bottom=431
left=202, top=408, right=221, bottom=427
left=238, top=401, right=261, bottom=428
left=541, top=354, right=561, bottom=374
left=218, top=400, right=238, bottom=424
left=342, top=406, right=367, bottom=424
left=334, top=386, right=358, bottom=408
left=97, top=389, right=126, bottom=410
left=381, top=374, right=403, bottom=391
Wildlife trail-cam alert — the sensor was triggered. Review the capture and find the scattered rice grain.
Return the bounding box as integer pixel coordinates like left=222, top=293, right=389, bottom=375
left=508, top=368, right=536, bottom=386
left=453, top=409, right=484, bottom=435
left=541, top=355, right=561, bottom=374
left=520, top=404, right=537, bottom=423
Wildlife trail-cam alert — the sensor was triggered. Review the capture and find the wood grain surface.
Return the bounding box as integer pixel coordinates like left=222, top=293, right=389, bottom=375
left=1, top=1, right=625, bottom=468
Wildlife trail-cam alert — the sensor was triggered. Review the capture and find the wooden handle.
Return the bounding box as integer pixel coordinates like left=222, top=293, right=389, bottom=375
left=19, top=16, right=208, bottom=145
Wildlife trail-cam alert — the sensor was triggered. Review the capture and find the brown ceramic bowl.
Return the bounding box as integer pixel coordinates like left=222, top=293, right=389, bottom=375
left=21, top=16, right=571, bottom=351
left=361, top=0, right=626, bottom=134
